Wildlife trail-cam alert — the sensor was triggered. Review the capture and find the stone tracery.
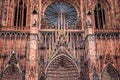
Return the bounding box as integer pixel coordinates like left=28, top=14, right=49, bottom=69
left=0, top=0, right=120, bottom=80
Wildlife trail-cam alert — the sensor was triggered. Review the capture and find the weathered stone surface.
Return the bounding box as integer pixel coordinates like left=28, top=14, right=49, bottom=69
left=0, top=0, right=119, bottom=80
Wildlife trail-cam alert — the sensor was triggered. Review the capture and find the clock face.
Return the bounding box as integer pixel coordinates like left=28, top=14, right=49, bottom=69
left=44, top=2, right=77, bottom=27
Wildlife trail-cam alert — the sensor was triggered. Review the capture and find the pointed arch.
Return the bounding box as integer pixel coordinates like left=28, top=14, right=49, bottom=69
left=1, top=50, right=22, bottom=80
left=94, top=2, right=106, bottom=29
left=46, top=53, right=79, bottom=72
left=14, top=0, right=27, bottom=27
left=51, top=46, right=73, bottom=59
left=45, top=53, right=79, bottom=80
left=2, top=63, right=22, bottom=80
left=94, top=0, right=111, bottom=29
left=102, top=63, right=120, bottom=80
left=42, top=0, right=80, bottom=18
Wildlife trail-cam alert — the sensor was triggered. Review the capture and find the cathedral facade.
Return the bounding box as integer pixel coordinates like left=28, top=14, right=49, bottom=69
left=0, top=0, right=120, bottom=80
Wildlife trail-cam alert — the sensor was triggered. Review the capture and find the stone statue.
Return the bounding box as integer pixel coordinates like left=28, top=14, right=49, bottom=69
left=32, top=10, right=38, bottom=27
left=86, top=12, right=92, bottom=27
left=33, top=19, right=37, bottom=26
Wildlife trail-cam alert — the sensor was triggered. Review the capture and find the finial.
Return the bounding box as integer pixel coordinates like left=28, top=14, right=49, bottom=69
left=12, top=47, right=16, bottom=54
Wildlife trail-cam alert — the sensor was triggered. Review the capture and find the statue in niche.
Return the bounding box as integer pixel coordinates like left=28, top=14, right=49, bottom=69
left=86, top=11, right=92, bottom=27
left=32, top=9, right=38, bottom=27
left=33, top=19, right=37, bottom=26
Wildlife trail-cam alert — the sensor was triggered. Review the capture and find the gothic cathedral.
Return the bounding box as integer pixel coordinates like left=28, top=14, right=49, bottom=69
left=0, top=0, right=120, bottom=80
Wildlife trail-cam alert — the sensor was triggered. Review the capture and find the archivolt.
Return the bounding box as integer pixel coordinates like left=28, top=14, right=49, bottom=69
left=42, top=0, right=80, bottom=17
left=2, top=63, right=22, bottom=80
left=102, top=63, right=120, bottom=80
left=45, top=53, right=79, bottom=80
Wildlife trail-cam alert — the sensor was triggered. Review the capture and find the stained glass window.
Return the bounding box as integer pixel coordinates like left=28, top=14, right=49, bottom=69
left=44, top=2, right=77, bottom=27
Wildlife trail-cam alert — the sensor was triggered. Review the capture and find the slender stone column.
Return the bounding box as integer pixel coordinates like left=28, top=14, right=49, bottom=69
left=26, top=1, right=39, bottom=79
left=85, top=12, right=97, bottom=80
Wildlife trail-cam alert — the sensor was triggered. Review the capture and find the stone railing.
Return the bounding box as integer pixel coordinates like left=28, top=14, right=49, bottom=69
left=95, top=26, right=120, bottom=33
left=0, top=26, right=30, bottom=32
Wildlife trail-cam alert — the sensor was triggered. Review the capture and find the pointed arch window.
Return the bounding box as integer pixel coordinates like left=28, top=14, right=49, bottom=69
left=94, top=3, right=106, bottom=29
left=14, top=0, right=27, bottom=27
